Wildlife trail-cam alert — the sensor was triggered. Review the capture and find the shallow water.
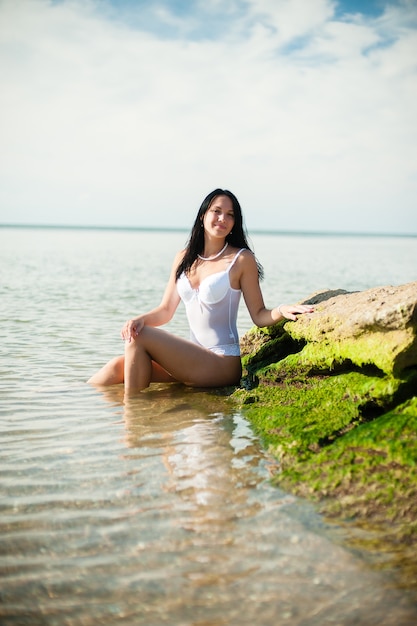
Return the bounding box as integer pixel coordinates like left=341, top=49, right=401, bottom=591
left=1, top=227, right=417, bottom=625
left=2, top=382, right=417, bottom=625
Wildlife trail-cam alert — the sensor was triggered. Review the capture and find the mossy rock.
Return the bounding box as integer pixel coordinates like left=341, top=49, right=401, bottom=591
left=276, top=397, right=417, bottom=587
left=234, top=355, right=417, bottom=466
left=288, top=281, right=417, bottom=375
left=234, top=281, right=417, bottom=586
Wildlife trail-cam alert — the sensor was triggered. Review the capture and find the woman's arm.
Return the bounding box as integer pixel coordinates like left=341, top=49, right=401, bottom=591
left=238, top=251, right=313, bottom=327
left=121, top=250, right=183, bottom=341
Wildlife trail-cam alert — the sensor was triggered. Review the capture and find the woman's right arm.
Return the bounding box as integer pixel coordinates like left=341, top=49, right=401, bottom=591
left=121, top=250, right=184, bottom=342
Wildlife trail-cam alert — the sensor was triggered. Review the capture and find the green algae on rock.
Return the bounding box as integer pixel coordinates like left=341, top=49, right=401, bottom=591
left=234, top=280, right=417, bottom=584
left=234, top=365, right=417, bottom=464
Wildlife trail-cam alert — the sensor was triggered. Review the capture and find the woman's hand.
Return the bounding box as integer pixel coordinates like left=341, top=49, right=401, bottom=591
left=277, top=303, right=314, bottom=321
left=121, top=317, right=145, bottom=342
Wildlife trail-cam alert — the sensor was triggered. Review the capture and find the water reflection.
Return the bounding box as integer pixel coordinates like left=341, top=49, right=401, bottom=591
left=126, top=388, right=269, bottom=533
left=100, top=384, right=273, bottom=534
left=88, top=384, right=417, bottom=625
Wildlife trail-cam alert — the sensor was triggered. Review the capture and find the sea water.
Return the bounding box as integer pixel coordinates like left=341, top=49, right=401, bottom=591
left=1, top=227, right=416, bottom=625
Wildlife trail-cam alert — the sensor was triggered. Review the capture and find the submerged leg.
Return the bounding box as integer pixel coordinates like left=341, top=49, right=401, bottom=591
left=124, top=337, right=152, bottom=392
left=87, top=353, right=178, bottom=387
left=87, top=356, right=124, bottom=386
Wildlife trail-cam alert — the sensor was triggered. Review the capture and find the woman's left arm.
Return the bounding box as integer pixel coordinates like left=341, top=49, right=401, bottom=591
left=238, top=252, right=314, bottom=326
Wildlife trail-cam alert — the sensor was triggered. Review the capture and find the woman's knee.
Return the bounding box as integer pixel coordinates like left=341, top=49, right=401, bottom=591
left=124, top=335, right=141, bottom=358
left=124, top=328, right=150, bottom=354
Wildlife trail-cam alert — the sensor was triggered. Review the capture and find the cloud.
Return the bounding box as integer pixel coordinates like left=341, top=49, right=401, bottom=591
left=0, top=0, right=416, bottom=233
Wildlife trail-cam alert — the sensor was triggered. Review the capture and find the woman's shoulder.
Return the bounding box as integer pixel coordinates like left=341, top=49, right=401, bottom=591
left=227, top=245, right=253, bottom=256
left=229, top=246, right=255, bottom=263
left=229, top=247, right=257, bottom=274
left=228, top=247, right=259, bottom=290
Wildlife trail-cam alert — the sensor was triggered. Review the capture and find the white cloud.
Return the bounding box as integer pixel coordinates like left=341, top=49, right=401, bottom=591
left=246, top=0, right=334, bottom=43
left=0, top=0, right=416, bottom=233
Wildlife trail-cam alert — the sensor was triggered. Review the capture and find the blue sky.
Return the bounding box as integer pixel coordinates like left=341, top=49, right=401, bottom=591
left=1, top=0, right=416, bottom=234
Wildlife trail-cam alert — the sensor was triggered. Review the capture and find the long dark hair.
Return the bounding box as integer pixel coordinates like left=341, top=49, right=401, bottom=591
left=175, top=188, right=263, bottom=280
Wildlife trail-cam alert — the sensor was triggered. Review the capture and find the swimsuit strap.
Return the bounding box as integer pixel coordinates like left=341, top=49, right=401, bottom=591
left=227, top=248, right=246, bottom=273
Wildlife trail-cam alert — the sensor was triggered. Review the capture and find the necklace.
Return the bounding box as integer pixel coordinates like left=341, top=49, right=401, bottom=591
left=197, top=242, right=228, bottom=261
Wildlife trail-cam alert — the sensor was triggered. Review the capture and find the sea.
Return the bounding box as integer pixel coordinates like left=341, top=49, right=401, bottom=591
left=1, top=226, right=417, bottom=625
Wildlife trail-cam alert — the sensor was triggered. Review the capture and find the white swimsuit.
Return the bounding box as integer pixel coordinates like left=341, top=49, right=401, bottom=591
left=176, top=249, right=245, bottom=356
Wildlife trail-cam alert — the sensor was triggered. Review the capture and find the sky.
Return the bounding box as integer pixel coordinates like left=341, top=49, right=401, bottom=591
left=0, top=0, right=416, bottom=234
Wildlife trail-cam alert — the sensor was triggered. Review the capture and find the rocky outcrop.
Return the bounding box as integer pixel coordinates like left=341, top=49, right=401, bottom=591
left=290, top=282, right=417, bottom=375
left=240, top=281, right=417, bottom=379
left=233, top=281, right=417, bottom=587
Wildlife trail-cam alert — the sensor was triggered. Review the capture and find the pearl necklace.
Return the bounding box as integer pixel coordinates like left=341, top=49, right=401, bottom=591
left=197, top=242, right=228, bottom=261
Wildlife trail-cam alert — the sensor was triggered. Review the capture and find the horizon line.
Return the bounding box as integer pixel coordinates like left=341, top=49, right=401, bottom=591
left=0, top=222, right=416, bottom=238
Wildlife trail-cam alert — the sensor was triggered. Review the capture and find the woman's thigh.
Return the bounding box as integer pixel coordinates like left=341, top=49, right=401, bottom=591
left=130, top=327, right=242, bottom=387
left=150, top=360, right=178, bottom=384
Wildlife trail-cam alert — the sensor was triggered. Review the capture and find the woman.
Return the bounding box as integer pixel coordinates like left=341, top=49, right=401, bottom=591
left=88, top=189, right=313, bottom=393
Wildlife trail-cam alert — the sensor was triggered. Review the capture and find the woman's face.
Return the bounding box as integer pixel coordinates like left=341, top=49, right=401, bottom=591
left=202, top=195, right=235, bottom=239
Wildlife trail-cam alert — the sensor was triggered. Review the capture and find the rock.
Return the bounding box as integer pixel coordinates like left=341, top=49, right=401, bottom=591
left=290, top=281, right=417, bottom=375
left=233, top=281, right=417, bottom=585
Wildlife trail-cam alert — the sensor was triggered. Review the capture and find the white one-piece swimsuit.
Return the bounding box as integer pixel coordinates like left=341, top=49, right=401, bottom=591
left=176, top=249, right=245, bottom=356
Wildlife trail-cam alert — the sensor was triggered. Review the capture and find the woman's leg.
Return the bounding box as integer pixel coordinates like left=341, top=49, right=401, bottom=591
left=124, top=326, right=241, bottom=393
left=87, top=354, right=178, bottom=386
left=88, top=356, right=125, bottom=386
